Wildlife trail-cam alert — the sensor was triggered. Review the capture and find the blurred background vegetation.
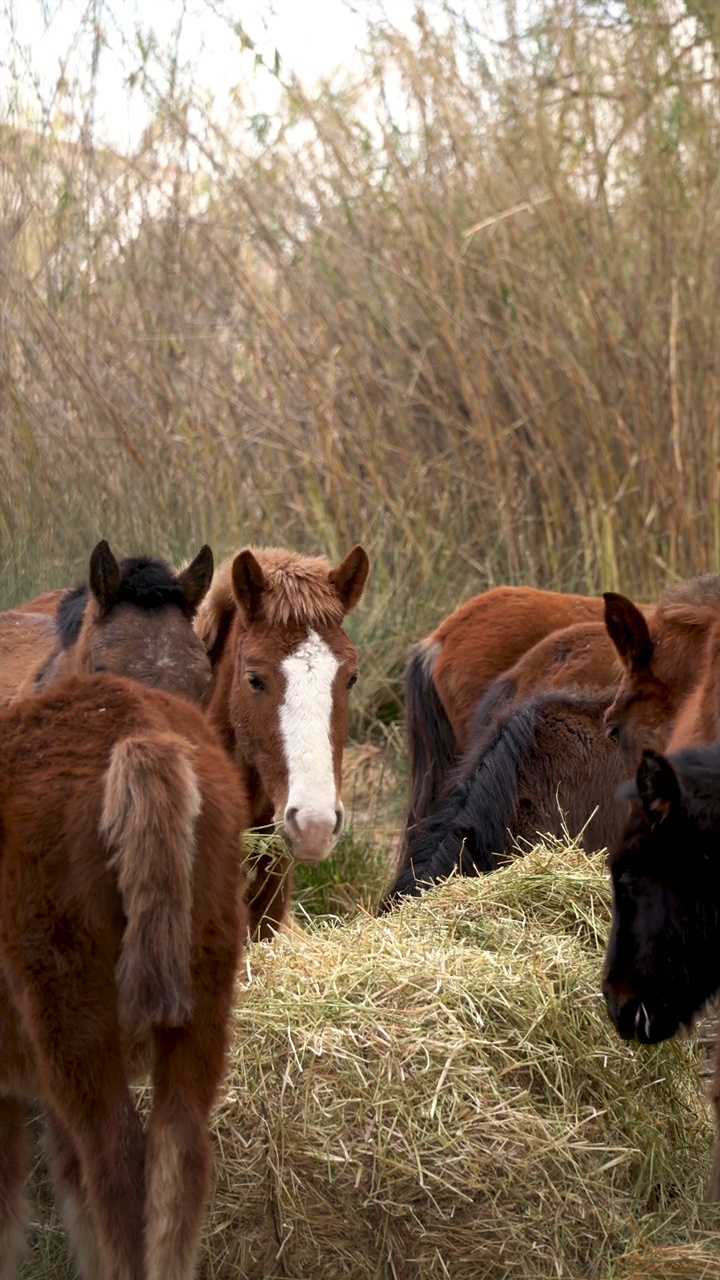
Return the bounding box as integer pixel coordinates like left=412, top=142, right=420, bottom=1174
left=2, top=0, right=720, bottom=740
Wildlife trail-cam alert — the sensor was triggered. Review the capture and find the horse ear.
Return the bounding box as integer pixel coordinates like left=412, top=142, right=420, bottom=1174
left=232, top=550, right=266, bottom=625
left=329, top=546, right=369, bottom=616
left=636, top=749, right=680, bottom=825
left=603, top=593, right=653, bottom=673
left=89, top=540, right=121, bottom=616
left=178, top=545, right=214, bottom=615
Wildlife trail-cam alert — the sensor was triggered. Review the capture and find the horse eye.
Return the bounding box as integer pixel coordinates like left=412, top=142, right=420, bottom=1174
left=606, top=722, right=620, bottom=742
left=247, top=672, right=266, bottom=692
left=347, top=672, right=359, bottom=690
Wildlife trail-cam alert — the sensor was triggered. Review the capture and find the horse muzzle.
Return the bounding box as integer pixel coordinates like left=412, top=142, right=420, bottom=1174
left=604, top=987, right=673, bottom=1044
left=282, top=803, right=345, bottom=863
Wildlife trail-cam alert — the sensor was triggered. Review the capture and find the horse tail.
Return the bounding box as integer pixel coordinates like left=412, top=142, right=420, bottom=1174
left=380, top=699, right=541, bottom=908
left=402, top=637, right=458, bottom=834
left=100, top=733, right=202, bottom=1027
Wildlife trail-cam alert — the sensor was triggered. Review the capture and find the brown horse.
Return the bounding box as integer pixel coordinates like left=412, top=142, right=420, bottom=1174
left=602, top=744, right=720, bottom=1200
left=468, top=620, right=617, bottom=740
left=384, top=572, right=720, bottom=908
left=380, top=686, right=623, bottom=908
left=196, top=544, right=370, bottom=938
left=397, top=616, right=621, bottom=873
left=0, top=674, right=247, bottom=1279
left=404, top=587, right=610, bottom=840
left=0, top=541, right=214, bottom=707
left=0, top=611, right=58, bottom=704
left=603, top=574, right=720, bottom=767
left=10, top=588, right=65, bottom=616
left=385, top=603, right=654, bottom=907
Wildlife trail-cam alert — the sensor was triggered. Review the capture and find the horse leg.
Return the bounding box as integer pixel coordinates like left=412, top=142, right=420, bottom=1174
left=246, top=850, right=292, bottom=940
left=4, top=952, right=146, bottom=1280
left=145, top=964, right=238, bottom=1280
left=43, top=1108, right=104, bottom=1279
left=0, top=1096, right=29, bottom=1280
left=708, top=1036, right=720, bottom=1202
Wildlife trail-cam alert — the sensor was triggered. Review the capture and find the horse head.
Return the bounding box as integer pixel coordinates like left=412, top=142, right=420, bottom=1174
left=198, top=544, right=369, bottom=864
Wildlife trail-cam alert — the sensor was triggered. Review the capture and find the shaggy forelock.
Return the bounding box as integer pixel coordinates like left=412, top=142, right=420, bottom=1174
left=56, top=556, right=194, bottom=649
left=114, top=557, right=193, bottom=614
left=203, top=547, right=345, bottom=631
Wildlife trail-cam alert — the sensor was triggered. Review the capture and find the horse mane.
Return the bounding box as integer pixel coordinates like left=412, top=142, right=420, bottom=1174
left=383, top=686, right=617, bottom=905
left=196, top=547, right=345, bottom=649
left=56, top=586, right=89, bottom=649
left=56, top=557, right=197, bottom=649
left=657, top=574, right=720, bottom=629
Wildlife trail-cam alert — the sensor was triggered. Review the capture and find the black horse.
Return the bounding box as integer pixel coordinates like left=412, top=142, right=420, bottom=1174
left=603, top=744, right=720, bottom=1201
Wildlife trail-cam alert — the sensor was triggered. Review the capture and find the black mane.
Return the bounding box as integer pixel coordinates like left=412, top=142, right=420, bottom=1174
left=56, top=586, right=90, bottom=649
left=56, top=557, right=192, bottom=650
left=380, top=686, right=618, bottom=909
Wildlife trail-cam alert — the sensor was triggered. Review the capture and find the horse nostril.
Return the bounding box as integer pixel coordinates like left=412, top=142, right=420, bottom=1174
left=333, top=807, right=344, bottom=838
left=285, top=806, right=299, bottom=835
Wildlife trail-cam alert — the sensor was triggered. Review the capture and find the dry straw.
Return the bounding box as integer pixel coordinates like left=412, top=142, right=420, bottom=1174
left=203, top=842, right=716, bottom=1280
left=21, top=842, right=719, bottom=1279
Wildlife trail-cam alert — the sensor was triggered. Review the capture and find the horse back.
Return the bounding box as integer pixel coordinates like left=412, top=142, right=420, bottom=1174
left=13, top=588, right=66, bottom=616
left=504, top=621, right=617, bottom=704
left=0, top=677, right=246, bottom=927
left=429, top=586, right=606, bottom=751
left=0, top=610, right=58, bottom=706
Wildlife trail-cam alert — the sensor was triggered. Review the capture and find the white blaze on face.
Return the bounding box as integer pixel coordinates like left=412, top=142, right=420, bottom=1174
left=279, top=630, right=341, bottom=851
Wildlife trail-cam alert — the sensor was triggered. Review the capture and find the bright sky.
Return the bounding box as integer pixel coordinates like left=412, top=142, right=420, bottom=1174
left=1, top=0, right=421, bottom=149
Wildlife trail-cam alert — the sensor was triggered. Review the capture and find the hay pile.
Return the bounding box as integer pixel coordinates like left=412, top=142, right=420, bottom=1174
left=205, top=842, right=717, bottom=1280
left=21, top=842, right=719, bottom=1279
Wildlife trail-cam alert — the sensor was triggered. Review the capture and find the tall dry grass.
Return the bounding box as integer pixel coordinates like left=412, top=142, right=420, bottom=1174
left=1, top=0, right=720, bottom=732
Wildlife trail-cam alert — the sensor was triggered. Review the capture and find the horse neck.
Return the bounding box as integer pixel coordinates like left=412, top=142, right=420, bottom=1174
left=655, top=621, right=713, bottom=702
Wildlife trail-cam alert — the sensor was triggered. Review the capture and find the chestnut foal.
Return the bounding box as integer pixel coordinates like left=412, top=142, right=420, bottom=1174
left=0, top=674, right=247, bottom=1280
left=196, top=544, right=369, bottom=937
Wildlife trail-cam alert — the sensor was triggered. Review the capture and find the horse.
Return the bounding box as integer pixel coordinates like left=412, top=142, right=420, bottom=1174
left=0, top=611, right=58, bottom=705
left=603, top=575, right=720, bottom=768
left=403, top=587, right=611, bottom=841
left=667, top=620, right=720, bottom=750
left=426, top=619, right=618, bottom=768
left=0, top=673, right=247, bottom=1278
left=195, top=543, right=370, bottom=938
left=602, top=744, right=720, bottom=1200
left=0, top=540, right=214, bottom=707
left=383, top=571, right=720, bottom=909
left=391, top=619, right=621, bottom=892
left=10, top=589, right=65, bottom=615
left=380, top=686, right=623, bottom=908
